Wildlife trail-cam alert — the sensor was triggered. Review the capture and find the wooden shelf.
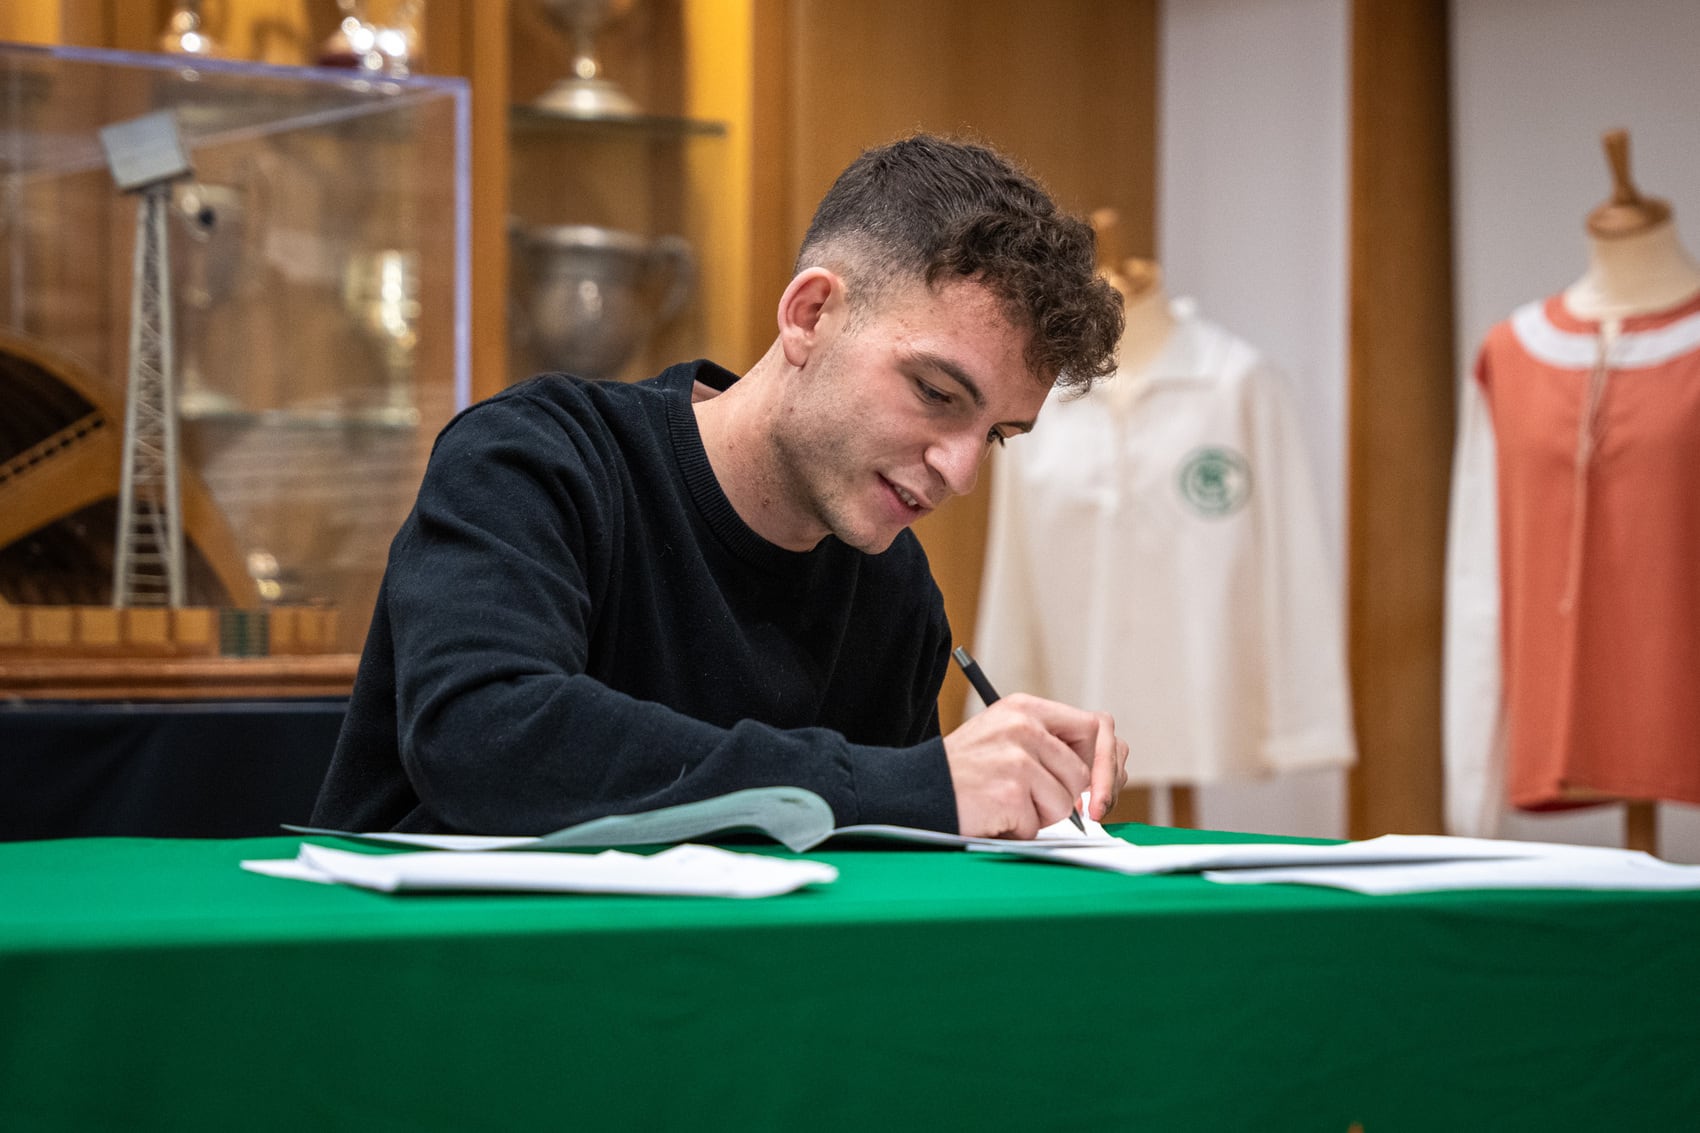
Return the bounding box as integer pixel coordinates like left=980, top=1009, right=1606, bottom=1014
left=508, top=105, right=725, bottom=138
left=0, top=653, right=359, bottom=700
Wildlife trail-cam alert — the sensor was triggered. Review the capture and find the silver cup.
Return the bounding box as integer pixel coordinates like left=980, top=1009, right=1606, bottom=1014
left=510, top=223, right=694, bottom=380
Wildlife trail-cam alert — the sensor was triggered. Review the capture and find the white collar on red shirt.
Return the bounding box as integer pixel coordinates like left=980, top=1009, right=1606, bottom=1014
left=1512, top=293, right=1700, bottom=370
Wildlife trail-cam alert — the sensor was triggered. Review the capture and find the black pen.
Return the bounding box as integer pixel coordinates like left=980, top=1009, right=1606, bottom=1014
left=952, top=646, right=1087, bottom=834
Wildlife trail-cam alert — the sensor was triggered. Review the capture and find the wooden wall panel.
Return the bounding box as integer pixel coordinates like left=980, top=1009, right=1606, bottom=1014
left=1346, top=0, right=1454, bottom=836
left=736, top=0, right=796, bottom=367
left=421, top=0, right=509, bottom=402
left=0, top=2, right=68, bottom=43
left=785, top=0, right=1158, bottom=730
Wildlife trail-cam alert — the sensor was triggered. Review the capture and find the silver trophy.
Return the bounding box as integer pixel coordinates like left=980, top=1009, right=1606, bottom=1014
left=534, top=0, right=642, bottom=118
left=509, top=222, right=693, bottom=380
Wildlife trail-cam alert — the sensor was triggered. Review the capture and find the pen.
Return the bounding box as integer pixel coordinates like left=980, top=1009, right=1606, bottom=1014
left=951, top=646, right=1087, bottom=834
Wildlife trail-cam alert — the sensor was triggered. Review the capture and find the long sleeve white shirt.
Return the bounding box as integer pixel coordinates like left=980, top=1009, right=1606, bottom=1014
left=973, top=299, right=1356, bottom=785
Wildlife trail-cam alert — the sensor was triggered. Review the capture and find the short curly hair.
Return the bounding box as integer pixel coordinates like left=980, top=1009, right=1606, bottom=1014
left=796, top=134, right=1123, bottom=391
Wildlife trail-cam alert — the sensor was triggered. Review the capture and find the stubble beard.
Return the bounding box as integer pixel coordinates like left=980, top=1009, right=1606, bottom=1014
left=770, top=346, right=901, bottom=556
left=770, top=408, right=897, bottom=555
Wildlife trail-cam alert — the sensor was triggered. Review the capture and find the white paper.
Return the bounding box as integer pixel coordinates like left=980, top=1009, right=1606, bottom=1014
left=963, top=833, right=1539, bottom=873
left=242, top=843, right=838, bottom=898
left=965, top=831, right=1700, bottom=894
left=1201, top=850, right=1700, bottom=894
left=241, top=857, right=337, bottom=884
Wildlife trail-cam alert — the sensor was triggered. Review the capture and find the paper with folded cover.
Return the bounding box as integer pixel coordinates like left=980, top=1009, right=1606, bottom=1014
left=284, top=785, right=1117, bottom=854
left=242, top=843, right=839, bottom=898
left=967, top=833, right=1700, bottom=893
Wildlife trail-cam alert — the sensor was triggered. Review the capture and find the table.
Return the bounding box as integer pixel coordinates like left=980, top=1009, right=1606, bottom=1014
left=2, top=826, right=1697, bottom=1132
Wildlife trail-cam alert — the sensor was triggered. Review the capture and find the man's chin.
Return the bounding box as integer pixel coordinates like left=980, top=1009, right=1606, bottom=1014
left=835, top=523, right=904, bottom=555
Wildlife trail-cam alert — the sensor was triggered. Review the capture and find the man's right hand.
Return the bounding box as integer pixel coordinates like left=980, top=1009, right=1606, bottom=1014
left=942, top=693, right=1127, bottom=839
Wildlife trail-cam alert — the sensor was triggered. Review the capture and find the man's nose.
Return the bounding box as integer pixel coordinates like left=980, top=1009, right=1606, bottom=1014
left=926, top=430, right=986, bottom=498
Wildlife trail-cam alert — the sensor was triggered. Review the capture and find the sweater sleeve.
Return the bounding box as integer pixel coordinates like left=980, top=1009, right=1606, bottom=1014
left=382, top=391, right=957, bottom=835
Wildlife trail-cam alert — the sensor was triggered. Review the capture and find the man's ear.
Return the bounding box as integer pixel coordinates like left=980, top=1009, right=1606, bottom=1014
left=777, top=268, right=844, bottom=368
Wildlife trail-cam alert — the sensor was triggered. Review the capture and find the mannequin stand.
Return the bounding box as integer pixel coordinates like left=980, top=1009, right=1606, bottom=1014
left=1106, top=784, right=1197, bottom=828
left=1624, top=800, right=1658, bottom=855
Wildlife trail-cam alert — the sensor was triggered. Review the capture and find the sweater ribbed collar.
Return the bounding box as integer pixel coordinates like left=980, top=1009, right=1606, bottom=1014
left=660, top=359, right=842, bottom=579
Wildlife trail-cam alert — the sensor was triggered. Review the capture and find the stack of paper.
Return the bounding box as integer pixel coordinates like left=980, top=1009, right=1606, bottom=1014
left=242, top=843, right=838, bottom=898
left=250, top=786, right=1123, bottom=899
left=967, top=833, right=1700, bottom=893
left=257, top=783, right=1700, bottom=895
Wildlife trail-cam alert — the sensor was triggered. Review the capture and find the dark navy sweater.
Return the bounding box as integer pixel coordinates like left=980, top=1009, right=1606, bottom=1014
left=312, top=361, right=958, bottom=834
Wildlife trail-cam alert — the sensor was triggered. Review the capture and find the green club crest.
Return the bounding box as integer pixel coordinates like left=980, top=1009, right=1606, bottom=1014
left=1177, top=446, right=1252, bottom=517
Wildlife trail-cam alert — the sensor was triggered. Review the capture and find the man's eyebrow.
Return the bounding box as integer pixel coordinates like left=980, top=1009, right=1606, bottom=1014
left=910, top=350, right=987, bottom=409
left=909, top=350, right=1038, bottom=434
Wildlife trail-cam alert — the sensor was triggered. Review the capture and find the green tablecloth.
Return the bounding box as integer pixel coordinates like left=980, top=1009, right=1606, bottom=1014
left=2, top=826, right=1696, bottom=1132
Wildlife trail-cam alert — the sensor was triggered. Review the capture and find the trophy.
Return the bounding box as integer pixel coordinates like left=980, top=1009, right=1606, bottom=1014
left=317, top=0, right=422, bottom=77
left=341, top=249, right=421, bottom=423
left=509, top=222, right=693, bottom=380
left=534, top=0, right=642, bottom=118
left=159, top=0, right=220, bottom=56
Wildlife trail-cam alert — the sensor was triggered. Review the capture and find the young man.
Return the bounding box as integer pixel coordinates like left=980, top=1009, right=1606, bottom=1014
left=313, top=134, right=1129, bottom=839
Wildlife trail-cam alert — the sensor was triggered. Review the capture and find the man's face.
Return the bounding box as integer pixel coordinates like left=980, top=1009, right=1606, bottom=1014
left=771, top=275, right=1048, bottom=554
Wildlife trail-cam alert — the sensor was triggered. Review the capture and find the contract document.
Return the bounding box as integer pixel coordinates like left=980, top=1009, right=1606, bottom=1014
left=969, top=833, right=1700, bottom=893
left=1200, top=844, right=1700, bottom=894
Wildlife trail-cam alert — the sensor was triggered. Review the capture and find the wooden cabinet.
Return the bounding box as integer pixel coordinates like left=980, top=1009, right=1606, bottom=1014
left=6, top=0, right=1156, bottom=386
left=2, top=0, right=1158, bottom=711
left=436, top=0, right=773, bottom=395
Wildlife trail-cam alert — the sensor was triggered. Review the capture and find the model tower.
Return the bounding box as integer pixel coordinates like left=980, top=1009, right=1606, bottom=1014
left=99, top=111, right=193, bottom=607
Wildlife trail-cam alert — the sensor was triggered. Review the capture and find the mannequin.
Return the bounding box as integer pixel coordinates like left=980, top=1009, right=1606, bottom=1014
left=1562, top=131, right=1700, bottom=324
left=1088, top=210, right=1179, bottom=417
left=1569, top=131, right=1698, bottom=853
left=1444, top=130, right=1700, bottom=854
left=1563, top=223, right=1700, bottom=323
left=1570, top=132, right=1699, bottom=854
left=977, top=209, right=1356, bottom=828
left=1109, top=260, right=1178, bottom=378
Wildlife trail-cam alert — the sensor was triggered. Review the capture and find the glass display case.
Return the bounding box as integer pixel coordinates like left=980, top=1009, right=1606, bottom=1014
left=0, top=42, right=469, bottom=693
